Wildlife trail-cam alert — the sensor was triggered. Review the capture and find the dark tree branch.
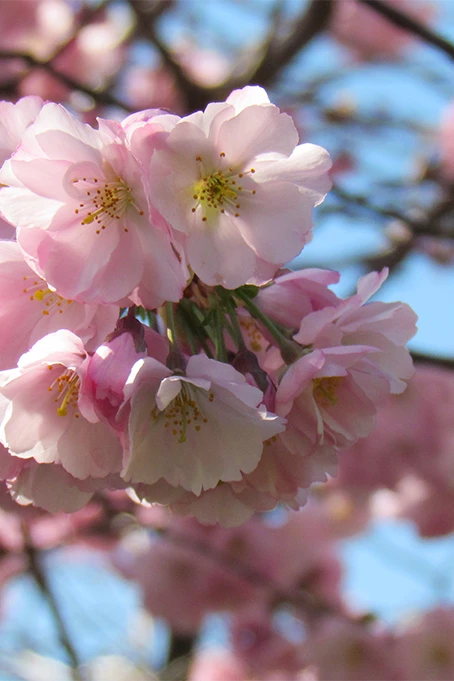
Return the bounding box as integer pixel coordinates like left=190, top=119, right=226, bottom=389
left=127, top=0, right=213, bottom=112
left=412, top=351, right=454, bottom=371
left=359, top=0, right=454, bottom=61
left=332, top=184, right=454, bottom=240
left=0, top=51, right=132, bottom=111
left=250, top=0, right=334, bottom=86
left=23, top=527, right=81, bottom=679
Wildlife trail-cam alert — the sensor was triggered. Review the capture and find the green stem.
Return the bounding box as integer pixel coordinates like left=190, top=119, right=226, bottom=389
left=222, top=294, right=246, bottom=350
left=235, top=289, right=301, bottom=364
left=177, top=299, right=214, bottom=358
left=165, top=301, right=178, bottom=350
left=175, top=307, right=197, bottom=355
left=213, top=304, right=227, bottom=362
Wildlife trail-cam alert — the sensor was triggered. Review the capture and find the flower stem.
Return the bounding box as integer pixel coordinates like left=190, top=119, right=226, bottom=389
left=165, top=301, right=177, bottom=349
left=235, top=288, right=301, bottom=364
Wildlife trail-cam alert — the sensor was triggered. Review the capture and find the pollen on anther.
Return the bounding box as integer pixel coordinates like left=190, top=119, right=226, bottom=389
left=250, top=168, right=256, bottom=173
left=238, top=173, right=243, bottom=178
left=219, top=152, right=226, bottom=157
left=202, top=217, right=207, bottom=222
left=234, top=212, right=240, bottom=217
left=196, top=156, right=202, bottom=161
left=252, top=190, right=256, bottom=195
left=191, top=208, right=196, bottom=213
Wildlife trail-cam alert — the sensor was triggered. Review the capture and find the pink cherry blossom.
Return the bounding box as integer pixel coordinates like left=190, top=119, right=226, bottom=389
left=121, top=353, right=285, bottom=495
left=0, top=96, right=45, bottom=240
left=330, top=0, right=435, bottom=62
left=84, top=322, right=149, bottom=431
left=0, top=96, right=44, bottom=168
left=189, top=648, right=249, bottom=681
left=0, top=0, right=73, bottom=60
left=0, top=330, right=123, bottom=481
left=132, top=441, right=311, bottom=528
left=306, top=617, right=401, bottom=680
left=293, top=269, right=417, bottom=394
left=336, top=366, right=454, bottom=495
left=397, top=608, right=454, bottom=680
left=112, top=515, right=280, bottom=634
left=439, top=100, right=454, bottom=181
left=276, top=346, right=391, bottom=475
left=231, top=607, right=306, bottom=678
left=8, top=460, right=95, bottom=513
left=147, top=85, right=332, bottom=288
left=0, top=103, right=187, bottom=306
left=256, top=268, right=341, bottom=331
left=125, top=66, right=184, bottom=113
left=0, top=241, right=118, bottom=369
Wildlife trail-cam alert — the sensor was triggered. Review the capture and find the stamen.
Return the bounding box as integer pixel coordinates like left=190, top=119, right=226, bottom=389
left=22, top=276, right=73, bottom=316
left=73, top=173, right=142, bottom=234
left=48, top=368, right=81, bottom=417
left=153, top=383, right=211, bottom=443
left=313, top=377, right=341, bottom=408
left=190, top=157, right=258, bottom=223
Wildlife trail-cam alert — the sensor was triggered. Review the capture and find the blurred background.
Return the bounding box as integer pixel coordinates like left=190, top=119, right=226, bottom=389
left=0, top=0, right=454, bottom=679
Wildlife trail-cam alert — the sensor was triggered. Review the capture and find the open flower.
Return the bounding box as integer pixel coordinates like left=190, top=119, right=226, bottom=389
left=0, top=330, right=123, bottom=480
left=121, top=354, right=285, bottom=495
left=0, top=241, right=118, bottom=369
left=0, top=104, right=187, bottom=306
left=147, top=85, right=332, bottom=288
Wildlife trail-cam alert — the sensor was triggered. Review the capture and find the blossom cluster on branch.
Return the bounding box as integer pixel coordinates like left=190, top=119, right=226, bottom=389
left=0, top=87, right=417, bottom=526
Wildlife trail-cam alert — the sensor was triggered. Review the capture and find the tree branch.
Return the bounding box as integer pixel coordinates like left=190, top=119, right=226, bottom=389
left=0, top=51, right=132, bottom=112
left=359, top=0, right=454, bottom=61
left=22, top=527, right=82, bottom=679
left=250, top=0, right=335, bottom=86
left=412, top=351, right=454, bottom=371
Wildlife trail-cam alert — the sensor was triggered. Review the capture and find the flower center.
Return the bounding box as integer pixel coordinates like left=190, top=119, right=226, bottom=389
left=313, top=376, right=341, bottom=408
left=191, top=153, right=256, bottom=222
left=23, top=275, right=73, bottom=315
left=239, top=315, right=265, bottom=352
left=153, top=383, right=212, bottom=443
left=72, top=172, right=143, bottom=235
left=47, top=367, right=80, bottom=417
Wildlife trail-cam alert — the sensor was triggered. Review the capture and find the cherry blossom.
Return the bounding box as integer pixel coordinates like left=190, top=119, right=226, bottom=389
left=147, top=85, right=332, bottom=287
left=121, top=354, right=285, bottom=495
left=0, top=241, right=118, bottom=369
left=0, top=103, right=187, bottom=306
left=0, top=330, right=123, bottom=480
left=330, top=0, right=434, bottom=61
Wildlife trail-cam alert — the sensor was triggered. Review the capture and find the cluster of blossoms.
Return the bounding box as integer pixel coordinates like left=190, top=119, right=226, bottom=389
left=113, top=508, right=454, bottom=681
left=0, top=87, right=417, bottom=525
left=334, top=365, right=454, bottom=538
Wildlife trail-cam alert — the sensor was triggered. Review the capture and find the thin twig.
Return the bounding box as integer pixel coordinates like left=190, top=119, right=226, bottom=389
left=359, top=0, right=454, bottom=61
left=0, top=51, right=132, bottom=111
left=250, top=0, right=335, bottom=86
left=22, top=526, right=82, bottom=679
